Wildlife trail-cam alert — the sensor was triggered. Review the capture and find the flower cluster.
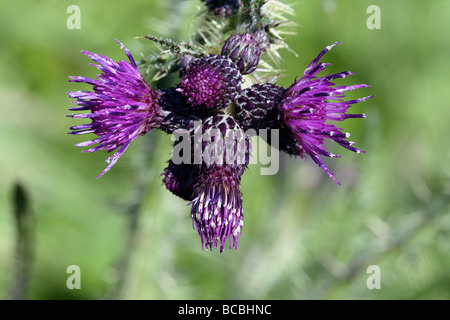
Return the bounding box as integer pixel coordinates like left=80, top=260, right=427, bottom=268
left=68, top=1, right=372, bottom=252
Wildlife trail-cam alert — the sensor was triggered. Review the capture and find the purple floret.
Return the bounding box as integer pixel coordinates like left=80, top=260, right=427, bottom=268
left=177, top=55, right=242, bottom=110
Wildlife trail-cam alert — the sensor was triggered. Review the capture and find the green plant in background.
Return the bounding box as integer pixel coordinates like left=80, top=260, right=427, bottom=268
left=0, top=0, right=448, bottom=300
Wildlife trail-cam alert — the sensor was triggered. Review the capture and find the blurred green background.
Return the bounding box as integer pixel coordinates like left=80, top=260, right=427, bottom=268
left=0, top=0, right=449, bottom=300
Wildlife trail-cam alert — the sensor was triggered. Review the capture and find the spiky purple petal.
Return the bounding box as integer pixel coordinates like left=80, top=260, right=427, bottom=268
left=191, top=165, right=244, bottom=252
left=67, top=40, right=162, bottom=177
left=278, top=43, right=374, bottom=184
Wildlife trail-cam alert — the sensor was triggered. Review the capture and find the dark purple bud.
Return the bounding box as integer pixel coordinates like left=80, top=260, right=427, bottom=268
left=162, top=160, right=201, bottom=201
left=221, top=33, right=262, bottom=75
left=157, top=87, right=210, bottom=134
left=202, top=0, right=240, bottom=17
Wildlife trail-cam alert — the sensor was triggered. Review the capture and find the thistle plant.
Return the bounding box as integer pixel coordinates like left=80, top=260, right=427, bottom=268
left=67, top=0, right=372, bottom=252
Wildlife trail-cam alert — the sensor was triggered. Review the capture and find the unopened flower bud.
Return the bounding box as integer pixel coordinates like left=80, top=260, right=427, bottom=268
left=221, top=33, right=262, bottom=75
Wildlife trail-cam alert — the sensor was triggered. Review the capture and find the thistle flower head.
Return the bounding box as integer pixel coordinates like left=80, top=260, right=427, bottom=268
left=177, top=55, right=242, bottom=110
left=221, top=33, right=262, bottom=75
left=67, top=40, right=162, bottom=177
left=278, top=43, right=374, bottom=184
left=191, top=165, right=244, bottom=252
left=190, top=113, right=250, bottom=252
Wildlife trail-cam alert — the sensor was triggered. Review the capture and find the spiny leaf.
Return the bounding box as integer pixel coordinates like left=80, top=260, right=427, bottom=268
left=137, top=36, right=205, bottom=58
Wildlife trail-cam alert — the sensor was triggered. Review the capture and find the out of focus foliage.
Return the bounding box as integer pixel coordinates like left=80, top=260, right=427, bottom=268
left=0, top=0, right=448, bottom=299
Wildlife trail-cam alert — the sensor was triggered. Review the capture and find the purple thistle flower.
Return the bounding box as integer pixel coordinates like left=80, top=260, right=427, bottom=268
left=278, top=42, right=374, bottom=184
left=191, top=165, right=244, bottom=252
left=190, top=113, right=250, bottom=252
left=233, top=43, right=373, bottom=184
left=177, top=55, right=242, bottom=110
left=67, top=40, right=163, bottom=178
